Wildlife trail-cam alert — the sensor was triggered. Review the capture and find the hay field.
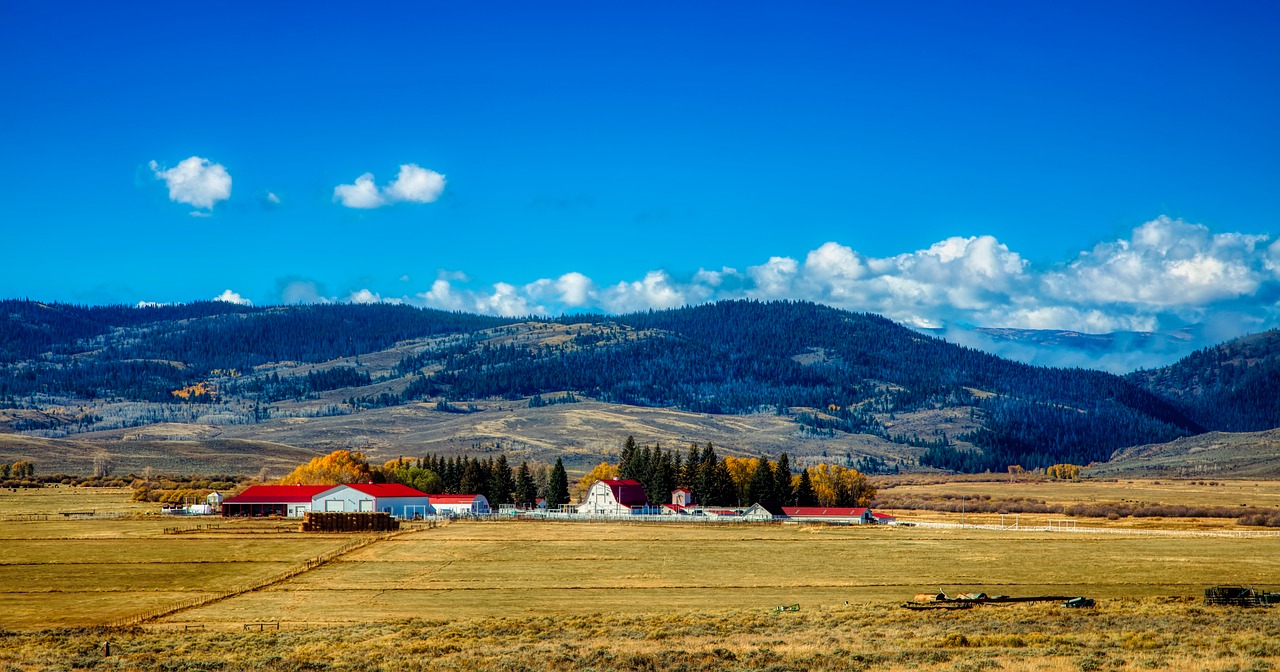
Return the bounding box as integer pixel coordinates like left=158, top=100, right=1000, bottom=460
left=882, top=477, right=1280, bottom=509
left=163, top=520, right=1280, bottom=626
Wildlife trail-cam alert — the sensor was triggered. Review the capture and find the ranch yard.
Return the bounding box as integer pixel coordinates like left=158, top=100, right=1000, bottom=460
left=2, top=485, right=1280, bottom=670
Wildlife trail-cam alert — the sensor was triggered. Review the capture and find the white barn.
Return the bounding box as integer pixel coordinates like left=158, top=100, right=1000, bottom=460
left=427, top=494, right=490, bottom=515
left=313, top=483, right=432, bottom=519
left=577, top=479, right=655, bottom=515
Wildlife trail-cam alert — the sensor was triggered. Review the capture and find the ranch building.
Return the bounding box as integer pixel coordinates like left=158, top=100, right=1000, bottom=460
left=781, top=506, right=875, bottom=524
left=427, top=493, right=491, bottom=515
left=313, top=483, right=432, bottom=518
left=221, top=484, right=331, bottom=518
left=577, top=478, right=660, bottom=515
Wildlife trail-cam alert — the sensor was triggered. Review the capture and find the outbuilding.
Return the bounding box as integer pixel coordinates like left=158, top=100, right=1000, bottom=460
left=427, top=493, right=491, bottom=515
left=313, top=483, right=433, bottom=519
left=222, top=485, right=331, bottom=518
left=781, top=506, right=875, bottom=524
left=577, top=478, right=654, bottom=515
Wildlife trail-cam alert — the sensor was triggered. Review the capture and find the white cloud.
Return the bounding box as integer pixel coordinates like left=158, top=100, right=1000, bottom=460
left=278, top=279, right=332, bottom=305
left=265, top=192, right=281, bottom=206
left=475, top=282, right=545, bottom=317
left=346, top=289, right=402, bottom=305
left=333, top=173, right=387, bottom=209
left=333, top=163, right=446, bottom=209
left=135, top=301, right=168, bottom=308
left=600, top=271, right=688, bottom=313
left=385, top=164, right=446, bottom=203
left=150, top=156, right=232, bottom=210
left=213, top=289, right=251, bottom=306
left=386, top=214, right=1278, bottom=368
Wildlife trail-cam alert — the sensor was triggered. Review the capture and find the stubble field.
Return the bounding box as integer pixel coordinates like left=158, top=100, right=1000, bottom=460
left=2, top=485, right=1280, bottom=670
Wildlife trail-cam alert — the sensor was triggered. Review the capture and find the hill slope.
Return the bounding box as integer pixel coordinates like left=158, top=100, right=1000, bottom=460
left=1127, top=330, right=1280, bottom=433
left=0, top=299, right=1210, bottom=474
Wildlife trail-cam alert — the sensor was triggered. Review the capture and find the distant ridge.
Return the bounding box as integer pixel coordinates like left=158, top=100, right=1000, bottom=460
left=1, top=298, right=1272, bottom=475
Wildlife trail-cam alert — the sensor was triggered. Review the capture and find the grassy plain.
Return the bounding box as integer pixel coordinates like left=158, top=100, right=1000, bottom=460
left=2, top=487, right=1280, bottom=670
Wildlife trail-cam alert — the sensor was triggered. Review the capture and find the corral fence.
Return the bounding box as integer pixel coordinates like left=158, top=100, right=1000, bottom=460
left=301, top=512, right=399, bottom=533
left=106, top=529, right=405, bottom=628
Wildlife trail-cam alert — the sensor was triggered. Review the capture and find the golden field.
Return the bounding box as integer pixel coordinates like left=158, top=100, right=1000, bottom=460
left=1, top=483, right=1279, bottom=670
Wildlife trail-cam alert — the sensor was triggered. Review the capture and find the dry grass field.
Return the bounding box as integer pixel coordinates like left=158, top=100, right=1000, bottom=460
left=2, top=487, right=1280, bottom=670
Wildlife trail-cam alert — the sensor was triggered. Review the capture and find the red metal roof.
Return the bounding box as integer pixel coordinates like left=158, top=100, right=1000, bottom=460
left=337, top=483, right=429, bottom=498
left=672, top=487, right=692, bottom=494
left=782, top=507, right=870, bottom=517
left=872, top=512, right=895, bottom=519
left=224, top=485, right=330, bottom=504
left=599, top=479, right=648, bottom=507
left=426, top=494, right=482, bottom=504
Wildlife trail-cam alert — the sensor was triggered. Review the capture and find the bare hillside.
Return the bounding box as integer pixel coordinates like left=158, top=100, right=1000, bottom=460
left=1091, top=429, right=1280, bottom=478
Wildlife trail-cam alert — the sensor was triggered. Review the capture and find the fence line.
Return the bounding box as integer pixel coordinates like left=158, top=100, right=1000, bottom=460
left=908, top=520, right=1280, bottom=538
left=106, top=529, right=407, bottom=628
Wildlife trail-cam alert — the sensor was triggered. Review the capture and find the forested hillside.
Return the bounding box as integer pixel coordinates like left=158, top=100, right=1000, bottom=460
left=1127, top=330, right=1280, bottom=433
left=4, top=298, right=1265, bottom=474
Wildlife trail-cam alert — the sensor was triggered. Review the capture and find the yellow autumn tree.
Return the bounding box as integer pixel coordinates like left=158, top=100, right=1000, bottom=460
left=721, top=456, right=759, bottom=502
left=573, top=462, right=620, bottom=500
left=806, top=464, right=875, bottom=507
left=1045, top=463, right=1081, bottom=480
left=279, top=450, right=373, bottom=485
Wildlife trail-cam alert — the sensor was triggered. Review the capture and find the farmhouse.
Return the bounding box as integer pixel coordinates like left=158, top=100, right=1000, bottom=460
left=428, top=493, right=491, bottom=515
left=781, top=506, right=875, bottom=524
left=221, top=485, right=330, bottom=517
left=577, top=478, right=656, bottom=515
left=313, top=483, right=432, bottom=519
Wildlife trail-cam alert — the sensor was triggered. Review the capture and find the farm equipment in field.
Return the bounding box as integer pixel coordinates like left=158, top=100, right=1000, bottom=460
left=1204, top=586, right=1279, bottom=607
left=903, top=591, right=1094, bottom=610
left=772, top=604, right=800, bottom=614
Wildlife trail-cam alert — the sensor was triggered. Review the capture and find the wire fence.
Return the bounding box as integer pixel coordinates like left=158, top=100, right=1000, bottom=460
left=106, top=529, right=406, bottom=629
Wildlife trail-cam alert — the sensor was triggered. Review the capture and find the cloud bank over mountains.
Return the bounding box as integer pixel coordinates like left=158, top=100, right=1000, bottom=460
left=196, top=216, right=1276, bottom=368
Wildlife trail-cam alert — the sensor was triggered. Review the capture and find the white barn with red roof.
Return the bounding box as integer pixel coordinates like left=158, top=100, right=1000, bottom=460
left=427, top=494, right=490, bottom=515
left=221, top=484, right=330, bottom=518
left=577, top=478, right=655, bottom=515
left=313, top=483, right=433, bottom=518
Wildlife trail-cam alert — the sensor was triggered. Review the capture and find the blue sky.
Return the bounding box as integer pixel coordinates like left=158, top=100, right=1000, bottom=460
left=2, top=1, right=1278, bottom=356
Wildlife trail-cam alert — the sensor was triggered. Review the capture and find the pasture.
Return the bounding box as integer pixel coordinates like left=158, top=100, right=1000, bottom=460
left=2, top=485, right=1280, bottom=670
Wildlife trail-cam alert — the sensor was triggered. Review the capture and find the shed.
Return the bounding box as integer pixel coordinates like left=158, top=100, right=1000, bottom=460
left=222, top=485, right=330, bottom=517
left=313, top=483, right=433, bottom=519
left=427, top=493, right=491, bottom=515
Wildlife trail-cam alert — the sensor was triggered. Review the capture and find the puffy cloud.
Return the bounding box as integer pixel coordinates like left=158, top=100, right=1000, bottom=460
left=555, top=272, right=594, bottom=306
left=135, top=301, right=168, bottom=308
left=333, top=173, right=387, bottom=209
left=150, top=156, right=231, bottom=210
left=475, top=282, right=545, bottom=317
left=345, top=289, right=403, bottom=305
left=277, top=278, right=331, bottom=305
left=600, top=271, right=688, bottom=313
left=213, top=289, right=251, bottom=306
left=333, top=163, right=446, bottom=208
left=1042, top=216, right=1267, bottom=308
left=385, top=164, right=446, bottom=203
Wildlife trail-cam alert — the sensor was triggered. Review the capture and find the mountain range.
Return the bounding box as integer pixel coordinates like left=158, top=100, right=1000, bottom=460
left=0, top=298, right=1275, bottom=476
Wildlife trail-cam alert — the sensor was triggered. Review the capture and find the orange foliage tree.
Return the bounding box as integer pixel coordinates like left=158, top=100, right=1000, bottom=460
left=806, top=464, right=875, bottom=507
left=721, top=456, right=760, bottom=503
left=574, top=462, right=620, bottom=500
left=279, top=450, right=373, bottom=485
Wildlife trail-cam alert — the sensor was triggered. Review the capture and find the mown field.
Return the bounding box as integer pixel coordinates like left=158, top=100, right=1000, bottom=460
left=2, top=486, right=1280, bottom=670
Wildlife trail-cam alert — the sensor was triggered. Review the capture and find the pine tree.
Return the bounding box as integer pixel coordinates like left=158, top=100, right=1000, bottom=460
left=746, top=458, right=774, bottom=506
left=773, top=453, right=794, bottom=505
left=489, top=454, right=515, bottom=505
left=547, top=458, right=571, bottom=508
left=795, top=469, right=817, bottom=506
left=515, top=461, right=537, bottom=506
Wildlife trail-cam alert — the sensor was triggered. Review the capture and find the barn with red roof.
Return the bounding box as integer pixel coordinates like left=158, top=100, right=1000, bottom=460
left=577, top=478, right=657, bottom=515
left=314, top=483, right=433, bottom=518
left=221, top=484, right=331, bottom=518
